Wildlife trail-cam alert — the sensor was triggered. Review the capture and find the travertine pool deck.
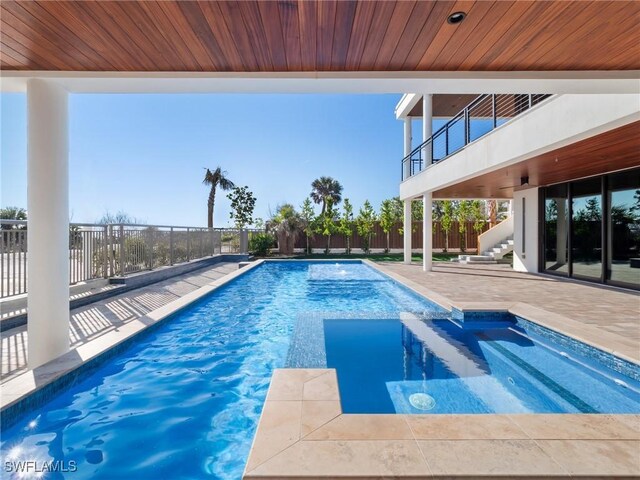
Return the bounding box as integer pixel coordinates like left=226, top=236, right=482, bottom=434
left=244, top=369, right=640, bottom=479
left=372, top=261, right=640, bottom=363
left=0, top=260, right=247, bottom=408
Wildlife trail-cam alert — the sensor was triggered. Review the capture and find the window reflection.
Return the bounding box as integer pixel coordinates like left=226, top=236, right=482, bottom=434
left=542, top=169, right=639, bottom=289
left=544, top=185, right=568, bottom=274
left=571, top=185, right=602, bottom=280
left=608, top=171, right=640, bottom=287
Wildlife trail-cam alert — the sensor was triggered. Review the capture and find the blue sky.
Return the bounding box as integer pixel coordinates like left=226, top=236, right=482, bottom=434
left=1, top=93, right=408, bottom=227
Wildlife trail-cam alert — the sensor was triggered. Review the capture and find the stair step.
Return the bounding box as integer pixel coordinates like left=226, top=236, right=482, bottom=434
left=459, top=255, right=498, bottom=264
left=460, top=259, right=498, bottom=264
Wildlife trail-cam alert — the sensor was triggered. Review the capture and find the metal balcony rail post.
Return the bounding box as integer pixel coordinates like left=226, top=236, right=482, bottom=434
left=492, top=94, right=497, bottom=128
left=445, top=124, right=449, bottom=157
left=464, top=108, right=470, bottom=144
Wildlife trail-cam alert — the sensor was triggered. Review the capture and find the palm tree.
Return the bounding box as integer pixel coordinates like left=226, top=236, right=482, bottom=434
left=270, top=204, right=303, bottom=255
left=203, top=167, right=235, bottom=228
left=310, top=176, right=343, bottom=215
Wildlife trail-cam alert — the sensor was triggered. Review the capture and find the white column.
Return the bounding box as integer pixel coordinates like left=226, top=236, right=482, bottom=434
left=403, top=118, right=412, bottom=156
left=403, top=118, right=412, bottom=179
left=423, top=193, right=433, bottom=272
left=513, top=188, right=539, bottom=273
left=422, top=94, right=433, bottom=164
left=403, top=199, right=412, bottom=264
left=27, top=79, right=70, bottom=368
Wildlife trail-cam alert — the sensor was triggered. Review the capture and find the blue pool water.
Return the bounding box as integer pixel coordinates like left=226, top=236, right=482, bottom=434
left=1, top=261, right=639, bottom=480
left=324, top=317, right=640, bottom=414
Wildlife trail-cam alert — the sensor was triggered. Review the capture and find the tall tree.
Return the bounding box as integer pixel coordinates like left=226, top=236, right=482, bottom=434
left=379, top=199, right=401, bottom=253
left=310, top=176, right=343, bottom=215
left=471, top=200, right=486, bottom=238
left=270, top=204, right=303, bottom=255
left=300, top=198, right=316, bottom=254
left=203, top=167, right=235, bottom=228
left=357, top=200, right=377, bottom=254
left=227, top=186, right=256, bottom=230
left=456, top=201, right=473, bottom=253
left=316, top=199, right=338, bottom=254
left=338, top=198, right=355, bottom=254
left=440, top=201, right=455, bottom=253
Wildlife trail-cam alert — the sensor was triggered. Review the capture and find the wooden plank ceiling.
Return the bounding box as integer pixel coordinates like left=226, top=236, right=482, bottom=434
left=1, top=0, right=639, bottom=72
left=434, top=121, right=640, bottom=199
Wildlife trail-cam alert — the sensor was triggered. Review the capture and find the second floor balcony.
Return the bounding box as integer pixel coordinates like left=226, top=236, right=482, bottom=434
left=402, top=93, right=552, bottom=181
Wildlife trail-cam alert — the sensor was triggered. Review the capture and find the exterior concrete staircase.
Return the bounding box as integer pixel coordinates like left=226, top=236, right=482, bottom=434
left=457, top=216, right=514, bottom=265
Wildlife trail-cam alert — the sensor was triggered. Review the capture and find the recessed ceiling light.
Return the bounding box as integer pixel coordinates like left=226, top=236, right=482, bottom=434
left=447, top=12, right=466, bottom=25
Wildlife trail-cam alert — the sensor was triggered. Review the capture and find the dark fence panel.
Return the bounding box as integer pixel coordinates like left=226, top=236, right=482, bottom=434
left=294, top=221, right=487, bottom=251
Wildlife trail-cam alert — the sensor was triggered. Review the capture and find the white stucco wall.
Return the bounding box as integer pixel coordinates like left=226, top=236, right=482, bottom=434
left=400, top=94, right=640, bottom=200
left=513, top=188, right=539, bottom=273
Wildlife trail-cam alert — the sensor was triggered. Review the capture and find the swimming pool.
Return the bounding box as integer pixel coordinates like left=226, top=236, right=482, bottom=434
left=1, top=261, right=639, bottom=480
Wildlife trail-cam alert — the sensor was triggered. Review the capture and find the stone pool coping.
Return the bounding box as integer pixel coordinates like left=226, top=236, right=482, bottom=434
left=243, top=368, right=640, bottom=479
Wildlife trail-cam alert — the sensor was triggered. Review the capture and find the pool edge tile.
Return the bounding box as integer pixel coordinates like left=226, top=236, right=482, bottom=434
left=1, top=260, right=265, bottom=423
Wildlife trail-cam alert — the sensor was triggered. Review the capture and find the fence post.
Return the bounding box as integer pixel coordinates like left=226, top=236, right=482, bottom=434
left=240, top=229, right=249, bottom=254
left=119, top=224, right=125, bottom=277
left=148, top=228, right=154, bottom=270
left=187, top=227, right=191, bottom=262
left=200, top=229, right=204, bottom=258
left=170, top=227, right=174, bottom=265
left=102, top=225, right=108, bottom=278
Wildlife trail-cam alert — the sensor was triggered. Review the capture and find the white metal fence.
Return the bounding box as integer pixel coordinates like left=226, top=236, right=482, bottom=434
left=0, top=221, right=252, bottom=299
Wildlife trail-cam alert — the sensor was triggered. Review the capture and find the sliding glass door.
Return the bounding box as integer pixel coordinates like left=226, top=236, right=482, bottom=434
left=544, top=184, right=569, bottom=275
left=541, top=168, right=639, bottom=290
left=571, top=178, right=603, bottom=281
left=608, top=170, right=640, bottom=288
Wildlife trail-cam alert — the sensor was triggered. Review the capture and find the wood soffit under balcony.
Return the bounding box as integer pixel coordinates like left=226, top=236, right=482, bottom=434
left=1, top=1, right=639, bottom=73
left=434, top=121, right=640, bottom=199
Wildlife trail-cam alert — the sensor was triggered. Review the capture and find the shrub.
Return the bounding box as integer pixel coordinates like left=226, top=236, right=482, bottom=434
left=249, top=232, right=275, bottom=257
